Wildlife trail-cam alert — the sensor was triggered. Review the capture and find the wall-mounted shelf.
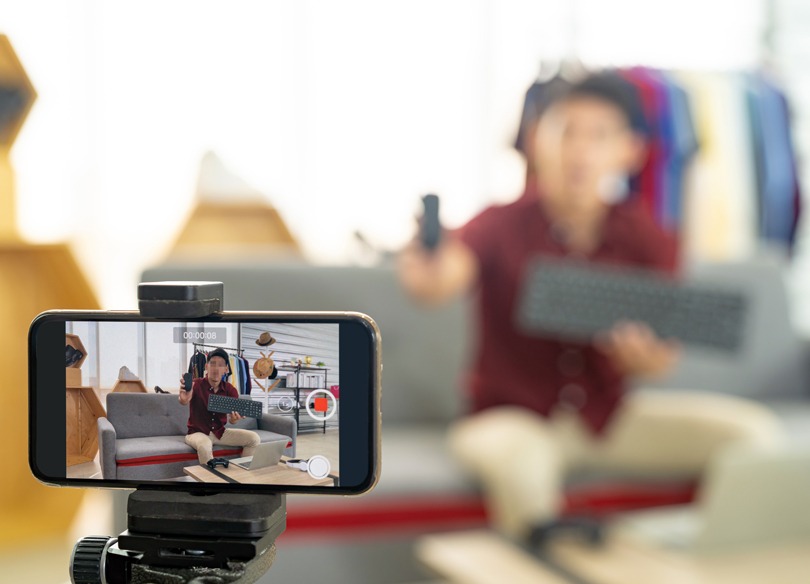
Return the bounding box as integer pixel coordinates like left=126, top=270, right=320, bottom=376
left=275, top=364, right=332, bottom=434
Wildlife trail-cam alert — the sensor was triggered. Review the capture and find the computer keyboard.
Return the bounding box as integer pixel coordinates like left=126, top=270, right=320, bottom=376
left=515, top=259, right=747, bottom=352
left=208, top=393, right=263, bottom=419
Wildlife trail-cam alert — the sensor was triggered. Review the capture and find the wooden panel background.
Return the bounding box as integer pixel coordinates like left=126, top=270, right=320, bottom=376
left=0, top=242, right=99, bottom=545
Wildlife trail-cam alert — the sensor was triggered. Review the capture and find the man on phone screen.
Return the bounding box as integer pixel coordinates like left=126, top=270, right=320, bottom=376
left=179, top=348, right=260, bottom=464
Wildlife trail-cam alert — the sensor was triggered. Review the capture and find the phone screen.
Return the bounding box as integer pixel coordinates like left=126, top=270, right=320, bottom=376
left=29, top=311, right=380, bottom=495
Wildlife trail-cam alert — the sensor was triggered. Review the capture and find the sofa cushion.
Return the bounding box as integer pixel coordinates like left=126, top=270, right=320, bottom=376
left=230, top=416, right=259, bottom=431
left=115, top=432, right=292, bottom=467
left=116, top=435, right=205, bottom=463
left=106, top=393, right=189, bottom=439
left=253, top=429, right=291, bottom=445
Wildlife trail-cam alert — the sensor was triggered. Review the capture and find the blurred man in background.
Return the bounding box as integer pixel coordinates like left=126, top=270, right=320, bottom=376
left=398, top=72, right=784, bottom=543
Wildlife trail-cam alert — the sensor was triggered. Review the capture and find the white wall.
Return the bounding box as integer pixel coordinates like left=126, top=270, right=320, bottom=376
left=8, top=0, right=796, bottom=315
left=69, top=320, right=240, bottom=391
left=241, top=322, right=339, bottom=427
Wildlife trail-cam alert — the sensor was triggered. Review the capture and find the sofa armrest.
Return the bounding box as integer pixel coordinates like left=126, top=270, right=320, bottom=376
left=97, top=417, right=117, bottom=480
left=259, top=414, right=297, bottom=456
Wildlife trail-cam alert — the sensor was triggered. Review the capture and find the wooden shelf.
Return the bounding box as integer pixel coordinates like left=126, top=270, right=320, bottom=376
left=65, top=333, right=87, bottom=386
left=66, top=368, right=82, bottom=386
left=66, top=386, right=105, bottom=467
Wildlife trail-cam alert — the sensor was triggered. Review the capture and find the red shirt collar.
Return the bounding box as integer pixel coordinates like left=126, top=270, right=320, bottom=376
left=200, top=376, right=227, bottom=393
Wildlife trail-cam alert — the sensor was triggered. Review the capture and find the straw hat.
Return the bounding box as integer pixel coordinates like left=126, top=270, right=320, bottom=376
left=253, top=355, right=275, bottom=379
left=256, top=332, right=277, bottom=347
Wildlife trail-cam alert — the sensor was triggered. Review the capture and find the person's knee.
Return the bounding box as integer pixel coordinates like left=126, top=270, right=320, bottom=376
left=448, top=406, right=556, bottom=472
left=226, top=429, right=260, bottom=448
left=450, top=406, right=547, bottom=446
left=186, top=433, right=213, bottom=463
left=626, top=391, right=787, bottom=463
left=680, top=392, right=786, bottom=446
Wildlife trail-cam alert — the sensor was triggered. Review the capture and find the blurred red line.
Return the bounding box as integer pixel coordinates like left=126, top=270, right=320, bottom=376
left=283, top=482, right=697, bottom=535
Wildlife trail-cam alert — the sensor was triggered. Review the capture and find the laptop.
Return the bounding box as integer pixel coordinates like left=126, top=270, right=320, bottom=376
left=613, top=446, right=810, bottom=553
left=229, top=440, right=286, bottom=471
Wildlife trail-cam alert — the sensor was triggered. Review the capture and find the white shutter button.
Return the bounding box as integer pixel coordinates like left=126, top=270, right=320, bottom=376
left=306, top=455, right=331, bottom=480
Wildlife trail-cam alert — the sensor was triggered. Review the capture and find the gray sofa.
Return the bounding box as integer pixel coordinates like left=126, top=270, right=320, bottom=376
left=98, top=393, right=297, bottom=480
left=142, top=253, right=810, bottom=496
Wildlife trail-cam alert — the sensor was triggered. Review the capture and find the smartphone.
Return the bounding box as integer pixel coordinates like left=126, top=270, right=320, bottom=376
left=29, top=310, right=381, bottom=495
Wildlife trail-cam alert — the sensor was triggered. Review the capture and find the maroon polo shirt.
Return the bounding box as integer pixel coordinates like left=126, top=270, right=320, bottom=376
left=458, top=189, right=679, bottom=434
left=186, top=377, right=239, bottom=439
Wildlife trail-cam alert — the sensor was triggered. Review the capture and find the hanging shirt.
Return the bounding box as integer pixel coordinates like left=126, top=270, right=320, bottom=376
left=676, top=71, right=758, bottom=261
left=659, top=73, right=699, bottom=230
left=240, top=355, right=252, bottom=394
left=188, top=351, right=206, bottom=379
left=233, top=356, right=243, bottom=394
left=620, top=67, right=668, bottom=221
left=746, top=73, right=802, bottom=249
left=228, top=354, right=239, bottom=391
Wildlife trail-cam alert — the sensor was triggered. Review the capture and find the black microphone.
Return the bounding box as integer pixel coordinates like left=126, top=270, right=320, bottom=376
left=420, top=194, right=441, bottom=251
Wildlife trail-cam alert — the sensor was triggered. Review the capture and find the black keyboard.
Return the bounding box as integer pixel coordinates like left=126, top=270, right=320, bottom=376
left=515, top=259, right=747, bottom=352
left=208, top=394, right=263, bottom=419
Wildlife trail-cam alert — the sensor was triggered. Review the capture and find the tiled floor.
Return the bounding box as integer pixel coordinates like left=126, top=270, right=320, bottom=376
left=295, top=427, right=340, bottom=468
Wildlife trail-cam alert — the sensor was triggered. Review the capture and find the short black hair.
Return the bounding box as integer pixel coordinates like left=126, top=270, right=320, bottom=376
left=206, top=348, right=230, bottom=365
left=514, top=76, right=572, bottom=155
left=563, top=72, right=649, bottom=136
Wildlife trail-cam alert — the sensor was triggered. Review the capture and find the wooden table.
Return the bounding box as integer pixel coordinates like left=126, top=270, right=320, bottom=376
left=184, top=457, right=337, bottom=487
left=415, top=529, right=810, bottom=584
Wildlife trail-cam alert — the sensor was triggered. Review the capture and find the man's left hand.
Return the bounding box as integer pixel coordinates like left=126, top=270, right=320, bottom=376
left=595, top=321, right=681, bottom=379
left=227, top=411, right=244, bottom=424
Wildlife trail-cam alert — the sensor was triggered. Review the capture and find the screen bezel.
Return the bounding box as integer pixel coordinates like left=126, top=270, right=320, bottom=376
left=29, top=310, right=380, bottom=495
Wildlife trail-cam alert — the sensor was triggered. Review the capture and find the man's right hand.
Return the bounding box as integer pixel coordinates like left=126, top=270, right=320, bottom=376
left=178, top=377, right=192, bottom=405
left=397, top=235, right=477, bottom=306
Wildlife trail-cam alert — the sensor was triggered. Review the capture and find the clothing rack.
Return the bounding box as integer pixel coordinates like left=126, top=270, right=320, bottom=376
left=190, top=343, right=251, bottom=394
left=515, top=65, right=803, bottom=256
left=192, top=342, right=243, bottom=355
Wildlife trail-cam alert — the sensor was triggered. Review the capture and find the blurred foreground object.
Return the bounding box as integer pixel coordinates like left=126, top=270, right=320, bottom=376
left=0, top=34, right=98, bottom=545
left=167, top=151, right=301, bottom=260
left=0, top=34, right=35, bottom=240
left=416, top=526, right=810, bottom=584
